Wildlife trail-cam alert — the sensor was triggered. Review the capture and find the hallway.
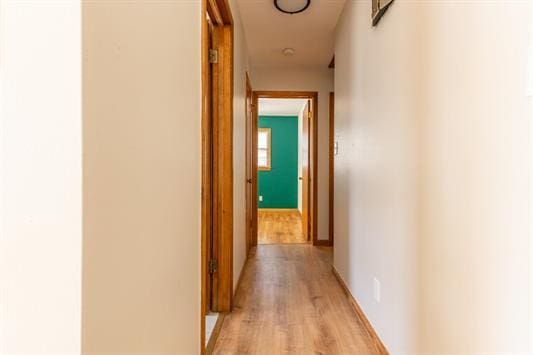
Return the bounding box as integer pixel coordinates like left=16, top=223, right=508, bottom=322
left=212, top=245, right=379, bottom=354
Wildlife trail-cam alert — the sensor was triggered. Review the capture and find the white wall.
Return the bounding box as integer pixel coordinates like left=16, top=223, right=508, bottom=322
left=0, top=1, right=82, bottom=354
left=252, top=68, right=333, bottom=240
left=82, top=2, right=202, bottom=353
left=231, top=0, right=251, bottom=291
left=419, top=3, right=531, bottom=353
left=335, top=1, right=532, bottom=354
left=334, top=2, right=422, bottom=352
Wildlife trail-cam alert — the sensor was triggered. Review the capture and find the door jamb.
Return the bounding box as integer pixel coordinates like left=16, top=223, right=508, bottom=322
left=201, top=0, right=234, bottom=353
left=329, top=92, right=334, bottom=246
left=245, top=73, right=257, bottom=256
left=251, top=91, right=319, bottom=245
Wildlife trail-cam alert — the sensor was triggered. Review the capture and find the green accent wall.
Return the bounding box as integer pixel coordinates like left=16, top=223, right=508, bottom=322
left=258, top=116, right=298, bottom=208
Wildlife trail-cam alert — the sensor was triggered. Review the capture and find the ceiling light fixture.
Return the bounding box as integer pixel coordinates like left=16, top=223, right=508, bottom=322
left=282, top=48, right=295, bottom=56
left=274, top=0, right=311, bottom=15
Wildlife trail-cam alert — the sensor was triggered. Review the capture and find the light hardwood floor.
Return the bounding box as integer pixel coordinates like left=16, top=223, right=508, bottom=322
left=258, top=209, right=307, bottom=244
left=212, top=245, right=379, bottom=354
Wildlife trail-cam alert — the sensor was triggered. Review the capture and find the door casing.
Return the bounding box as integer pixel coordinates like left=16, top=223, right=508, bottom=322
left=328, top=92, right=334, bottom=246
left=251, top=91, right=319, bottom=246
left=201, top=0, right=234, bottom=353
left=245, top=73, right=257, bottom=256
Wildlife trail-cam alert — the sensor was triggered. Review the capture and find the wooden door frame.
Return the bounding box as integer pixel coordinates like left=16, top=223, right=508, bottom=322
left=251, top=91, right=319, bottom=245
left=245, top=72, right=257, bottom=256
left=329, top=92, right=334, bottom=246
left=201, top=0, right=233, bottom=353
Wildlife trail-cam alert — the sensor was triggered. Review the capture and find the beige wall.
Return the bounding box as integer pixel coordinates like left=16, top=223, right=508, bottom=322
left=0, top=1, right=82, bottom=354
left=230, top=0, right=251, bottom=291
left=419, top=2, right=531, bottom=353
left=335, top=1, right=532, bottom=354
left=334, top=2, right=422, bottom=352
left=251, top=68, right=333, bottom=240
left=82, top=2, right=201, bottom=354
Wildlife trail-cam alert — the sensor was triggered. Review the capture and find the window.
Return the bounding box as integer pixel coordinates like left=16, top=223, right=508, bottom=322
left=258, top=128, right=271, bottom=171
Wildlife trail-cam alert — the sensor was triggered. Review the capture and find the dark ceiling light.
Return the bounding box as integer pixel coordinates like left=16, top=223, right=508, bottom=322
left=274, top=0, right=311, bottom=15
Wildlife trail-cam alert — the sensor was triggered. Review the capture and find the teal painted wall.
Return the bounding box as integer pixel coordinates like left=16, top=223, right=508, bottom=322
left=258, top=116, right=298, bottom=208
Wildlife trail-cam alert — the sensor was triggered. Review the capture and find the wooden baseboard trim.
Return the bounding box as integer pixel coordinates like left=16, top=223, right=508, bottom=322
left=331, top=266, right=389, bottom=355
left=258, top=208, right=299, bottom=212
left=205, top=313, right=226, bottom=354
left=233, top=255, right=250, bottom=301
left=314, top=239, right=333, bottom=246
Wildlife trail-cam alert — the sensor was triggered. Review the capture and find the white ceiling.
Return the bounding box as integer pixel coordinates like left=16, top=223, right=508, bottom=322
left=237, top=0, right=346, bottom=69
left=259, top=98, right=308, bottom=116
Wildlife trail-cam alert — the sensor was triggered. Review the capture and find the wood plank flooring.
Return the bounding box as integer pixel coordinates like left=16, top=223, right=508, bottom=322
left=212, top=245, right=379, bottom=354
left=258, top=209, right=307, bottom=244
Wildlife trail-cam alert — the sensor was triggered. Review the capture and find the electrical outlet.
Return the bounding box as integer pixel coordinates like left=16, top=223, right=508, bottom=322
left=259, top=195, right=263, bottom=202
left=373, top=277, right=381, bottom=303
left=334, top=141, right=339, bottom=155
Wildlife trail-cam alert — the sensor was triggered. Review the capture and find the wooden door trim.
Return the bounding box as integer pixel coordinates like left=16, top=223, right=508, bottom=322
left=329, top=92, right=334, bottom=246
left=202, top=0, right=233, bottom=353
left=211, top=23, right=233, bottom=314
left=245, top=72, right=257, bottom=257
left=251, top=90, right=319, bottom=246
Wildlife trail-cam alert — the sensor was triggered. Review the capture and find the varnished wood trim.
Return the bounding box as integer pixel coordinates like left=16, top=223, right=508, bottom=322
left=207, top=0, right=223, bottom=25
left=254, top=91, right=317, bottom=99
left=212, top=24, right=234, bottom=312
left=245, top=72, right=256, bottom=258
left=207, top=0, right=233, bottom=26
left=253, top=91, right=319, bottom=247
left=205, top=313, right=226, bottom=355
left=252, top=92, right=260, bottom=249
left=202, top=0, right=234, bottom=352
left=331, top=267, right=389, bottom=355
left=201, top=0, right=209, bottom=350
left=311, top=95, right=318, bottom=246
left=314, top=239, right=332, bottom=246
left=207, top=256, right=248, bottom=354
left=328, top=92, right=334, bottom=246
left=215, top=0, right=233, bottom=25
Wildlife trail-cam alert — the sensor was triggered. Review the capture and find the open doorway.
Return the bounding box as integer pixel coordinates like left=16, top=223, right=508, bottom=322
left=250, top=91, right=319, bottom=246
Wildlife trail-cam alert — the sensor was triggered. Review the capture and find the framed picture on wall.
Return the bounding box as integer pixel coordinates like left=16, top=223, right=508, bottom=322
left=372, top=0, right=394, bottom=26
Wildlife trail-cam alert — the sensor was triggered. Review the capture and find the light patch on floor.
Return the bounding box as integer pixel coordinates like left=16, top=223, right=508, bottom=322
left=258, top=209, right=307, bottom=244
left=205, top=313, right=219, bottom=346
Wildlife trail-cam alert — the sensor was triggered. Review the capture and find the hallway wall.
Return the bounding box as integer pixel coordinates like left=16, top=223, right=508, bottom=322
left=0, top=1, right=82, bottom=353
left=82, top=2, right=202, bottom=354
left=251, top=68, right=333, bottom=241
left=334, top=0, right=532, bottom=354
left=229, top=0, right=251, bottom=292
left=419, top=3, right=531, bottom=353
left=334, top=2, right=422, bottom=352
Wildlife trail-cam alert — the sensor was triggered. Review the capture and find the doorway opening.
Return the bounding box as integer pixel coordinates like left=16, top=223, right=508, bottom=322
left=250, top=91, right=319, bottom=247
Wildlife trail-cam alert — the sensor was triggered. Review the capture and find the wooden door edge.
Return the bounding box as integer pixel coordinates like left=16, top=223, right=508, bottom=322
left=328, top=92, right=334, bottom=246
left=201, top=0, right=234, bottom=353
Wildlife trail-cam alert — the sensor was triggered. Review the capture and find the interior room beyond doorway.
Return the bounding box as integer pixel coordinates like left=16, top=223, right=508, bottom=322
left=257, top=98, right=310, bottom=245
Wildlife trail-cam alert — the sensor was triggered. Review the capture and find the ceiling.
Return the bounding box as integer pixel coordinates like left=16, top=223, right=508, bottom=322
left=259, top=98, right=308, bottom=116
left=237, top=0, right=346, bottom=69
